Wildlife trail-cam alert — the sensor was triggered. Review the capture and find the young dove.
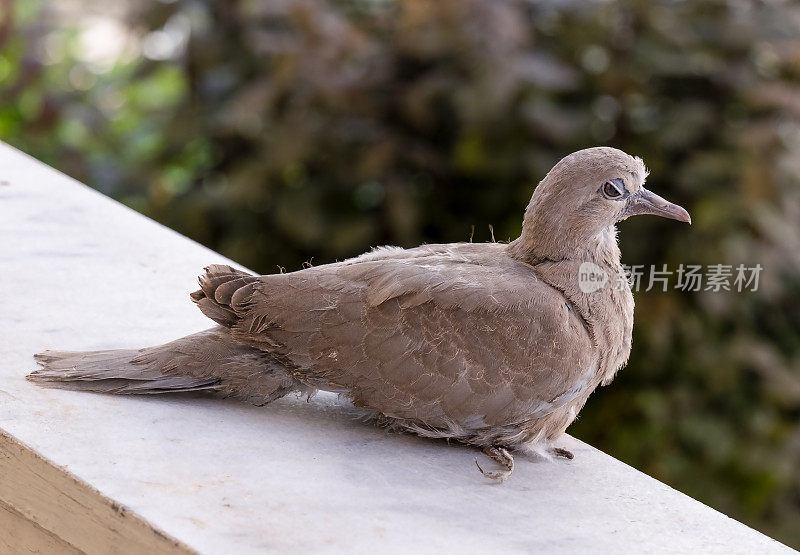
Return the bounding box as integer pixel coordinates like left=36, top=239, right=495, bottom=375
left=30, top=147, right=690, bottom=481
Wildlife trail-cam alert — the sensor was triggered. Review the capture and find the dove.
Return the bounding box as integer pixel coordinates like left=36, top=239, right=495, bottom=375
left=29, top=147, right=690, bottom=481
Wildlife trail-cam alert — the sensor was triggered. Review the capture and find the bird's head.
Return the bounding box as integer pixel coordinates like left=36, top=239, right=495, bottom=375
left=511, top=147, right=690, bottom=263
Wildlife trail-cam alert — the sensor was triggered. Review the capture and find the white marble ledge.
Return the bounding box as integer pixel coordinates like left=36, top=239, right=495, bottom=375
left=0, top=141, right=794, bottom=554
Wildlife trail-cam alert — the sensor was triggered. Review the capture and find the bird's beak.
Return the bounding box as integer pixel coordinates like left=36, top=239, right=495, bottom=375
left=621, top=187, right=691, bottom=224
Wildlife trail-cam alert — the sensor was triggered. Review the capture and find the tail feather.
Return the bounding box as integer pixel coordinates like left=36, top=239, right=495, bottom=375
left=29, top=327, right=311, bottom=405
left=30, top=349, right=221, bottom=395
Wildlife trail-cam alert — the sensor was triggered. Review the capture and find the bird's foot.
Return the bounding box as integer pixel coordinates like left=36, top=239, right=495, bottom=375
left=550, top=447, right=574, bottom=460
left=475, top=446, right=514, bottom=482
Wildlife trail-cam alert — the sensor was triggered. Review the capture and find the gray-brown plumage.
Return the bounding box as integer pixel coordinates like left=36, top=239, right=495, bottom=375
left=29, top=147, right=690, bottom=481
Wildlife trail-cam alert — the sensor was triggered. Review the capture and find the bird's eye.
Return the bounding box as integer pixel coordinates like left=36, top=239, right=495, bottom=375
left=602, top=180, right=623, bottom=199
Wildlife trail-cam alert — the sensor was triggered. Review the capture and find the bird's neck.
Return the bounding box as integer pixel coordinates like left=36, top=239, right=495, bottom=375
left=508, top=224, right=633, bottom=388
left=507, top=225, right=622, bottom=270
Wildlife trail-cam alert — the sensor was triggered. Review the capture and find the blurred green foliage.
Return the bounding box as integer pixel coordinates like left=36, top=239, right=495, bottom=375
left=2, top=0, right=800, bottom=546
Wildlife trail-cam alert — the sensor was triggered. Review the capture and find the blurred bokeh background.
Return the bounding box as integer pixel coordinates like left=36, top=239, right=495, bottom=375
left=2, top=0, right=800, bottom=546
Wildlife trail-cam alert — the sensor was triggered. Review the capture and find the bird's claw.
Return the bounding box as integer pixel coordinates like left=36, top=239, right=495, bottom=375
left=550, top=447, right=574, bottom=459
left=475, top=458, right=512, bottom=482
left=476, top=446, right=514, bottom=482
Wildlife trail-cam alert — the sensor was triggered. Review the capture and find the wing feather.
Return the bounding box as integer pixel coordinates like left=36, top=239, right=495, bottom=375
left=192, top=244, right=597, bottom=435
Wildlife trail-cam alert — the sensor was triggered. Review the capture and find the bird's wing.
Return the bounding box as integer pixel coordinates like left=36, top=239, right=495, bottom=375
left=191, top=248, right=596, bottom=429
